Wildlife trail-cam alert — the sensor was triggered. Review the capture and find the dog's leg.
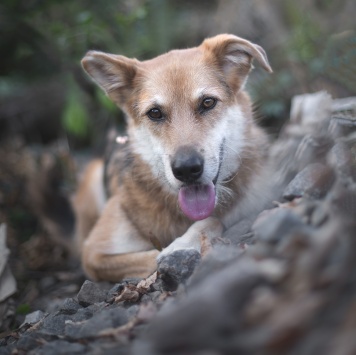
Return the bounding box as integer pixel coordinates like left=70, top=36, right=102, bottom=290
left=72, top=159, right=106, bottom=254
left=81, top=195, right=158, bottom=282
left=158, top=217, right=223, bottom=260
left=83, top=249, right=159, bottom=281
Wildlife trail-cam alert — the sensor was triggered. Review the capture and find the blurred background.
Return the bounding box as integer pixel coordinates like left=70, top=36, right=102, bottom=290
left=0, top=0, right=355, bottom=330
left=1, top=0, right=355, bottom=148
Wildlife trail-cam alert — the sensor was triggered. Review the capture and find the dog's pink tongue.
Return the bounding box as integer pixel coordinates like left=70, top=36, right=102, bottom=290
left=178, top=182, right=216, bottom=221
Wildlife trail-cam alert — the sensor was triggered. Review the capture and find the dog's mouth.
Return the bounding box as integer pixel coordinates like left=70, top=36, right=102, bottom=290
left=175, top=140, right=224, bottom=221
left=178, top=182, right=215, bottom=221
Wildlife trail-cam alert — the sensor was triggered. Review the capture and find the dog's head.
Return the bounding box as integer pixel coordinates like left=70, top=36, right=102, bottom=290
left=82, top=34, right=272, bottom=221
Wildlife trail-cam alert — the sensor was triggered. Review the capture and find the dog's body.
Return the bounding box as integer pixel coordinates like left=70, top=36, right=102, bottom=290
left=74, top=34, right=272, bottom=282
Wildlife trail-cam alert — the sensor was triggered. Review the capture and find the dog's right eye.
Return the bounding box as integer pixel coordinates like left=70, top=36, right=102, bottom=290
left=147, top=108, right=163, bottom=121
left=199, top=97, right=217, bottom=114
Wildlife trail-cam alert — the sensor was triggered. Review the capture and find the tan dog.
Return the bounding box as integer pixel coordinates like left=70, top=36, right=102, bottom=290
left=74, top=34, right=272, bottom=282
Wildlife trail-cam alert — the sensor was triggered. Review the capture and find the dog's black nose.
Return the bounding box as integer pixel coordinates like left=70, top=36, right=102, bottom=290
left=171, top=146, right=204, bottom=183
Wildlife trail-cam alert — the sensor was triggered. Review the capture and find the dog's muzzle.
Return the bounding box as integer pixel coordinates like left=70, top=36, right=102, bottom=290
left=171, top=146, right=215, bottom=221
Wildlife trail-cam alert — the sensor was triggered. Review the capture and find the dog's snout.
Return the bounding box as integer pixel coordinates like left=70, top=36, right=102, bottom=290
left=171, top=146, right=204, bottom=183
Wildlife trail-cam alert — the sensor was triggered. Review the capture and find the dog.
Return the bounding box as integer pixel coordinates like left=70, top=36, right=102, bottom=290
left=73, top=34, right=272, bottom=282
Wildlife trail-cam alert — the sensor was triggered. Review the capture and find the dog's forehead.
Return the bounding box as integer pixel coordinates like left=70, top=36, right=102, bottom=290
left=138, top=48, right=223, bottom=101
left=142, top=47, right=204, bottom=70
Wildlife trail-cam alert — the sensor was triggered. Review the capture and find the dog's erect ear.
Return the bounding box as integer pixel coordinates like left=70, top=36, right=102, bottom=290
left=81, top=51, right=138, bottom=104
left=202, top=34, right=272, bottom=91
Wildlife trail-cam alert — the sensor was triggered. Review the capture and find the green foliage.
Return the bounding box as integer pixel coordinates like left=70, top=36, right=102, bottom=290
left=250, top=1, right=356, bottom=125
left=0, top=0, right=179, bottom=79
left=0, top=0, right=185, bottom=146
left=284, top=1, right=322, bottom=63
left=96, top=89, right=118, bottom=114
left=8, top=207, right=37, bottom=242
left=16, top=303, right=31, bottom=315
left=62, top=86, right=90, bottom=139
left=323, top=33, right=356, bottom=92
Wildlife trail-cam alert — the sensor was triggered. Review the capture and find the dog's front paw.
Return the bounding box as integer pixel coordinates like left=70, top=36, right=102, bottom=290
left=157, top=236, right=201, bottom=262
left=157, top=249, right=201, bottom=291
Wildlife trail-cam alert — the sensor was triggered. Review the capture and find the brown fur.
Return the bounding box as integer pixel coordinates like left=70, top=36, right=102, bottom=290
left=75, top=34, right=272, bottom=282
left=72, top=159, right=105, bottom=253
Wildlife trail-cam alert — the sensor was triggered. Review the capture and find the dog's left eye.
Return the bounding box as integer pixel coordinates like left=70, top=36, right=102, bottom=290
left=147, top=108, right=163, bottom=121
left=201, top=98, right=217, bottom=111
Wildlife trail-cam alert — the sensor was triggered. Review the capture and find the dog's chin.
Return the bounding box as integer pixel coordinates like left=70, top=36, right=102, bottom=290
left=177, top=181, right=216, bottom=221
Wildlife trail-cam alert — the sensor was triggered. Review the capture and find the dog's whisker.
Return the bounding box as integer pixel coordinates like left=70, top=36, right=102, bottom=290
left=221, top=169, right=240, bottom=184
left=224, top=143, right=242, bottom=155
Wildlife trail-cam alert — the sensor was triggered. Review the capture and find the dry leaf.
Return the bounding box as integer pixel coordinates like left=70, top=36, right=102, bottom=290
left=115, top=272, right=158, bottom=303
left=137, top=272, right=157, bottom=293
left=114, top=286, right=140, bottom=303
left=98, top=319, right=136, bottom=339
left=200, top=233, right=212, bottom=257
left=273, top=199, right=302, bottom=208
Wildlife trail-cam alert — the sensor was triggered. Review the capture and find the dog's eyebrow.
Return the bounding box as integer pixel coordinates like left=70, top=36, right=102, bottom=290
left=194, top=87, right=223, bottom=100
left=137, top=95, right=165, bottom=115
